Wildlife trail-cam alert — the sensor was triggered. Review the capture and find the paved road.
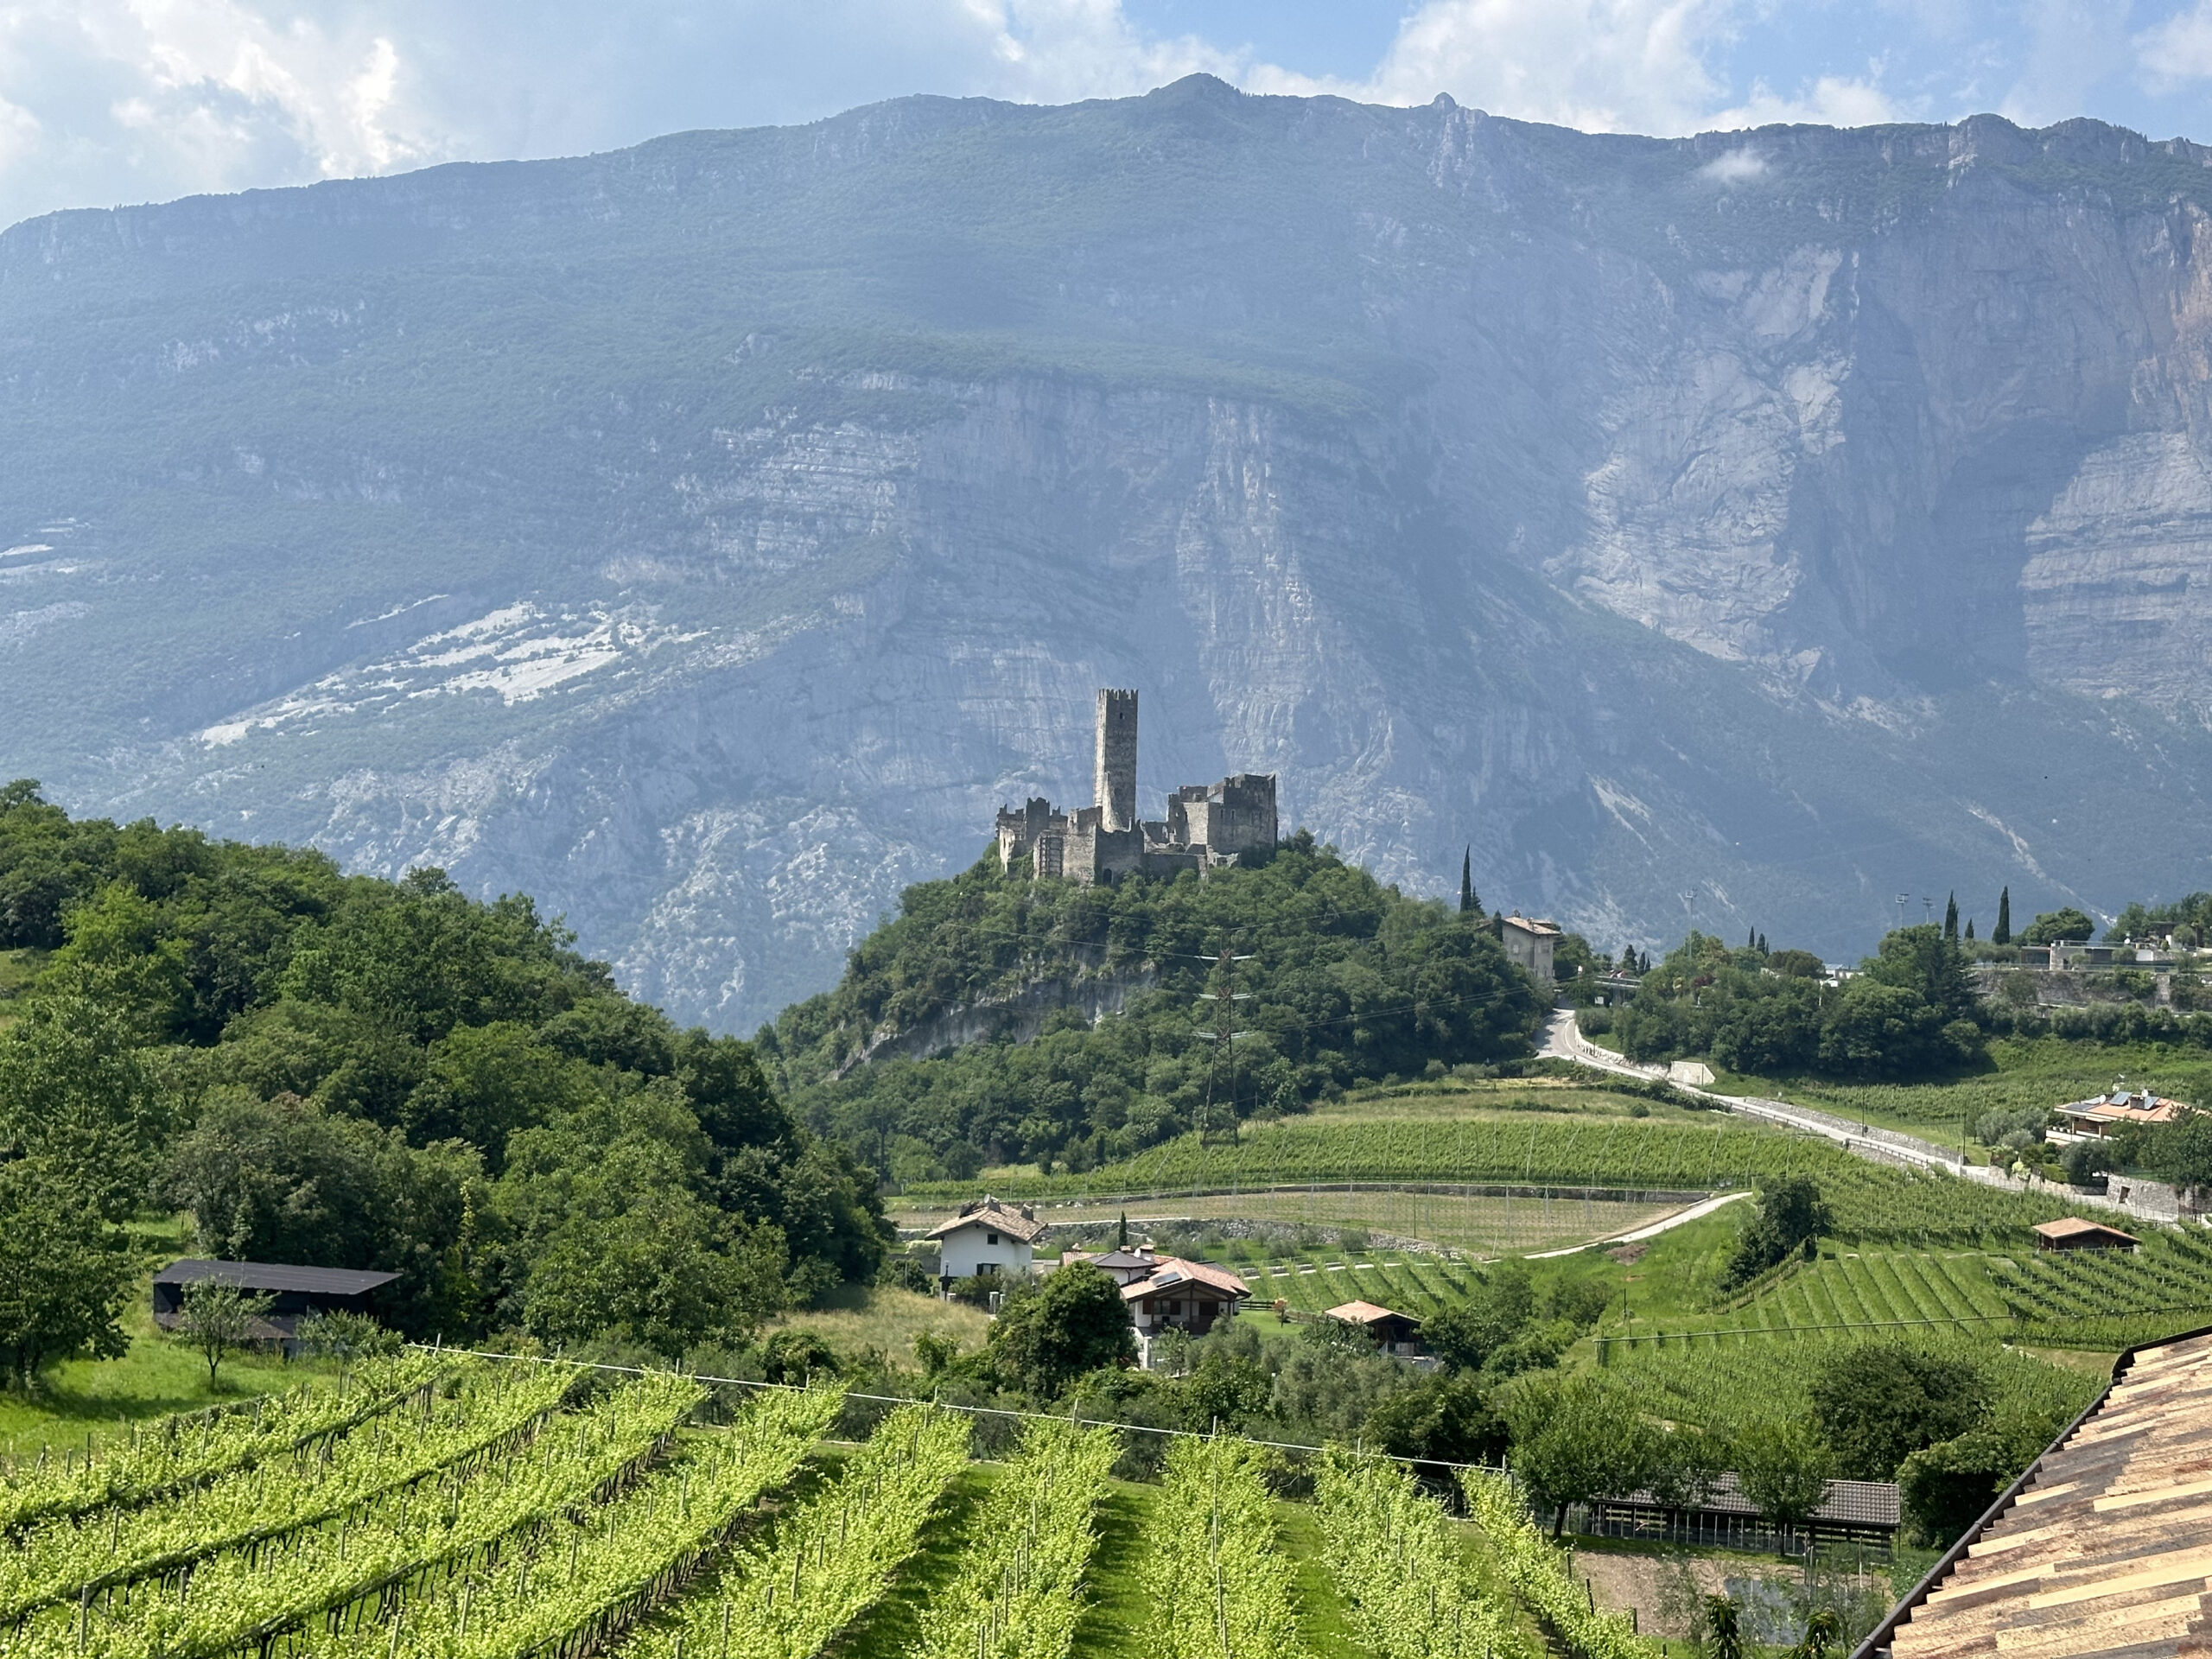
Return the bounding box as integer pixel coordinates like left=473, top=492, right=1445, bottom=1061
left=1537, top=1008, right=2182, bottom=1225
left=1538, top=1009, right=1969, bottom=1173
left=1527, top=1189, right=1751, bottom=1257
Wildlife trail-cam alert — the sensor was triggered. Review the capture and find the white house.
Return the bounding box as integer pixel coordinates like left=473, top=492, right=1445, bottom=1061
left=1501, top=915, right=1562, bottom=982
left=926, top=1198, right=1050, bottom=1289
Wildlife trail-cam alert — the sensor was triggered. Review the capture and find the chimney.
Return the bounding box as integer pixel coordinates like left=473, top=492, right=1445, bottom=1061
left=1094, top=689, right=1138, bottom=833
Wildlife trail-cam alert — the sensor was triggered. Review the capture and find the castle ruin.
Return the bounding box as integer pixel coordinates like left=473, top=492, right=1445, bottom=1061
left=995, top=690, right=1278, bottom=886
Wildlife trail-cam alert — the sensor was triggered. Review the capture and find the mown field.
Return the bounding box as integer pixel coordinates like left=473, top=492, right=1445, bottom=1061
left=918, top=1085, right=2088, bottom=1247
left=893, top=1188, right=1681, bottom=1257
left=0, top=1351, right=1660, bottom=1659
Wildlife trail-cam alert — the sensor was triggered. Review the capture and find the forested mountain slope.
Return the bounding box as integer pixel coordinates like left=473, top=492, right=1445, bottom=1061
left=8, top=81, right=2212, bottom=1027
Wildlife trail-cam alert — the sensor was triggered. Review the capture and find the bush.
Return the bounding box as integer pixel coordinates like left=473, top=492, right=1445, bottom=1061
left=2060, top=1138, right=2107, bottom=1187
left=1726, top=1177, right=1834, bottom=1287
left=1809, top=1344, right=1985, bottom=1480
left=1898, top=1412, right=2058, bottom=1548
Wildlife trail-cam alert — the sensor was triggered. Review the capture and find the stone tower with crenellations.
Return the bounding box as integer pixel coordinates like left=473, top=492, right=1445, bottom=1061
left=1094, top=690, right=1138, bottom=833
left=993, top=690, right=1276, bottom=887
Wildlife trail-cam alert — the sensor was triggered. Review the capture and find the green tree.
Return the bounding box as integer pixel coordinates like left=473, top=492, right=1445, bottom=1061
left=1421, top=1261, right=1534, bottom=1370
left=2022, top=906, right=2096, bottom=946
left=1733, top=1417, right=1834, bottom=1554
left=1792, top=1608, right=1846, bottom=1659
left=1503, top=1373, right=1668, bottom=1537
left=164, top=1090, right=480, bottom=1331
left=296, top=1311, right=400, bottom=1386
left=0, top=994, right=170, bottom=1222
left=174, top=1281, right=276, bottom=1388
left=1943, top=893, right=1958, bottom=942
left=1897, top=1408, right=2056, bottom=1547
left=1726, top=1176, right=1834, bottom=1287
left=521, top=1189, right=787, bottom=1356
left=1861, top=925, right=1978, bottom=1021
left=0, top=1162, right=134, bottom=1389
left=1459, top=848, right=1477, bottom=915
left=403, top=1021, right=594, bottom=1171
left=1810, top=1343, right=1986, bottom=1479
left=1702, top=1594, right=1745, bottom=1659
left=1993, top=887, right=2012, bottom=945
left=1363, top=1373, right=1505, bottom=1468
left=986, top=1264, right=1135, bottom=1397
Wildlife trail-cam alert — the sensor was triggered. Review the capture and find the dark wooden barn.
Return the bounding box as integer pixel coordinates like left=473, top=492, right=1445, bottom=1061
left=152, top=1260, right=399, bottom=1343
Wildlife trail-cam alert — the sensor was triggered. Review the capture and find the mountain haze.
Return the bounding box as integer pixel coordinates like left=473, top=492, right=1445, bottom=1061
left=6, top=77, right=2212, bottom=1029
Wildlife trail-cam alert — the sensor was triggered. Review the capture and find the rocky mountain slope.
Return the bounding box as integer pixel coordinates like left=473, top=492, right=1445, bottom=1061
left=4, top=79, right=2212, bottom=1031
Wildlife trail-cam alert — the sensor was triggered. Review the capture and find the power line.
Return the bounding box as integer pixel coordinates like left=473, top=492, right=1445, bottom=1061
left=408, top=1343, right=1505, bottom=1472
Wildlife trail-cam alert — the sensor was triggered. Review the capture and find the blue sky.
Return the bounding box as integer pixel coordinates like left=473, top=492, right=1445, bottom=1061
left=0, top=0, right=2206, bottom=232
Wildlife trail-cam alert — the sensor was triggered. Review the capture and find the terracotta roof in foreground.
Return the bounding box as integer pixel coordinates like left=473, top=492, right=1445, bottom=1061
left=1869, top=1327, right=2212, bottom=1659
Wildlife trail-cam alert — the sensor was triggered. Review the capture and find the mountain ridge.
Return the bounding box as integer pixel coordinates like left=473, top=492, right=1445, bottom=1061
left=4, top=80, right=2212, bottom=1030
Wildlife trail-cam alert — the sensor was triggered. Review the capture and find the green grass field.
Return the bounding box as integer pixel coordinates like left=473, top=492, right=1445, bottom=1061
left=1721, top=1034, right=2212, bottom=1145
left=0, top=1217, right=312, bottom=1455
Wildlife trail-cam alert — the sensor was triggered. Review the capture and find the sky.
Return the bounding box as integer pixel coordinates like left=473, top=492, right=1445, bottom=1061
left=0, top=0, right=2208, bottom=232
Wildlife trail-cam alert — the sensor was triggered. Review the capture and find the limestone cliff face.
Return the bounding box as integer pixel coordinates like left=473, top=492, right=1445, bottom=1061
left=5, top=86, right=2212, bottom=1029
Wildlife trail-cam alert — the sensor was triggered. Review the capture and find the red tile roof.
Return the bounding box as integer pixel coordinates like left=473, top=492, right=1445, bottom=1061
left=1325, top=1300, right=1420, bottom=1328
left=1118, top=1256, right=1249, bottom=1300
left=2032, top=1216, right=2140, bottom=1246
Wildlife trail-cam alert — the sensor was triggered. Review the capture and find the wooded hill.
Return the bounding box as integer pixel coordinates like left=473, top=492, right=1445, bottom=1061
left=0, top=784, right=887, bottom=1365
left=760, top=835, right=1550, bottom=1184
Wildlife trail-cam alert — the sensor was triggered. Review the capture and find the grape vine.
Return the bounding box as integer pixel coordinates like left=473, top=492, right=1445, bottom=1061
left=912, top=1419, right=1118, bottom=1659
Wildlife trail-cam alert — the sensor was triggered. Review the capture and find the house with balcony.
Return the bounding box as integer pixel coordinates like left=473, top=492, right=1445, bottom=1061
left=926, top=1198, right=1050, bottom=1290
left=1120, top=1256, right=1249, bottom=1338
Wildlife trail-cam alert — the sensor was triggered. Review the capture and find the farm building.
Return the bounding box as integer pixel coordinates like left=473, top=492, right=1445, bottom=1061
left=1122, top=1257, right=1248, bottom=1338
left=152, top=1260, right=398, bottom=1342
left=1324, top=1300, right=1423, bottom=1357
left=1584, top=1471, right=1900, bottom=1553
left=1862, top=1326, right=2212, bottom=1659
left=2032, top=1217, right=2140, bottom=1251
left=925, top=1198, right=1049, bottom=1288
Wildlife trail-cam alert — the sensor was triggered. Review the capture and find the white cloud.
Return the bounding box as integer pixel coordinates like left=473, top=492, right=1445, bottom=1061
left=2138, top=0, right=2212, bottom=88
left=0, top=0, right=1279, bottom=229
left=1707, top=72, right=1904, bottom=130
left=1999, top=0, right=2133, bottom=125
left=1245, top=0, right=1900, bottom=137
left=0, top=0, right=2120, bottom=238
left=1347, top=0, right=1735, bottom=134
left=1700, top=145, right=1767, bottom=181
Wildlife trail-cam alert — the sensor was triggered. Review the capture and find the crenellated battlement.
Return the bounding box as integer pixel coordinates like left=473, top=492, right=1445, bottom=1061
left=994, top=691, right=1277, bottom=886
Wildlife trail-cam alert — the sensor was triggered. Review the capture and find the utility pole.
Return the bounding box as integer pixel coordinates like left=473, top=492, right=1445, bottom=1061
left=1194, top=938, right=1255, bottom=1145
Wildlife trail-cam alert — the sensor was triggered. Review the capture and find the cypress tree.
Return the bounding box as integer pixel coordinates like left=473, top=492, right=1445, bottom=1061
left=1943, top=892, right=1959, bottom=941
left=1965, top=918, right=1975, bottom=942
left=1459, top=848, right=1477, bottom=915
left=1994, top=887, right=2012, bottom=945
left=1117, top=1211, right=1128, bottom=1249
left=1757, top=931, right=1768, bottom=956
left=1747, top=927, right=1757, bottom=950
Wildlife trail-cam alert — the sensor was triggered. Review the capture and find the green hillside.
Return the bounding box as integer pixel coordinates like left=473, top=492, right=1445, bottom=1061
left=767, top=837, right=1551, bottom=1183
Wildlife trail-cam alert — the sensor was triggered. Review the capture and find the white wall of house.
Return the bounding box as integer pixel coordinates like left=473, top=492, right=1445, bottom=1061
left=937, top=1223, right=1034, bottom=1282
